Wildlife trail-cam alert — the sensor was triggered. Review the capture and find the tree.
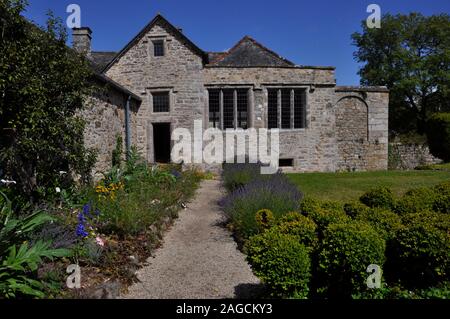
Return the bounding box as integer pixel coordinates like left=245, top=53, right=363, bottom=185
left=352, top=13, right=450, bottom=136
left=0, top=0, right=96, bottom=199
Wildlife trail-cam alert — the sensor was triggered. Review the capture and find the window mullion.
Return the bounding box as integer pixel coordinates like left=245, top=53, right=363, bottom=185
left=277, top=89, right=281, bottom=129
left=290, top=89, right=294, bottom=129
left=233, top=89, right=238, bottom=129
left=219, top=90, right=224, bottom=130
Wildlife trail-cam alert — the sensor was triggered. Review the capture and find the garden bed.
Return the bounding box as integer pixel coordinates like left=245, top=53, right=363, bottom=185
left=220, top=163, right=450, bottom=299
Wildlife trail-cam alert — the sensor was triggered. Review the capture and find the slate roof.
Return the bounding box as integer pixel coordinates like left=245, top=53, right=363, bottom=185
left=90, top=51, right=117, bottom=72
left=208, top=36, right=296, bottom=67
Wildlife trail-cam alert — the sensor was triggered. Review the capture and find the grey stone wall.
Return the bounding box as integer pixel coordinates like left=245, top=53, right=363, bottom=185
left=389, top=143, right=442, bottom=170
left=106, top=20, right=204, bottom=162
left=102, top=20, right=389, bottom=173
left=334, top=89, right=389, bottom=171
left=82, top=86, right=138, bottom=178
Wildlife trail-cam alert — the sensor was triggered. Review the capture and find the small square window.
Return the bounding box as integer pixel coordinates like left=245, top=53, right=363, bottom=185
left=153, top=40, right=164, bottom=57
left=153, top=92, right=169, bottom=112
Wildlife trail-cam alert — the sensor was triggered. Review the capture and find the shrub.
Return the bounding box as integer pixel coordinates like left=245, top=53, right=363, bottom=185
left=221, top=174, right=302, bottom=239
left=222, top=162, right=265, bottom=192
left=359, top=187, right=395, bottom=209
left=299, top=197, right=322, bottom=216
left=94, top=167, right=201, bottom=236
left=434, top=181, right=450, bottom=196
left=433, top=195, right=450, bottom=214
left=394, top=187, right=438, bottom=215
left=318, top=221, right=386, bottom=297
left=387, top=218, right=450, bottom=288
left=401, top=211, right=450, bottom=232
left=344, top=201, right=370, bottom=218
left=245, top=231, right=311, bottom=298
left=426, top=113, right=450, bottom=162
left=275, top=212, right=318, bottom=249
left=255, top=209, right=275, bottom=232
left=355, top=208, right=403, bottom=241
left=307, top=208, right=350, bottom=232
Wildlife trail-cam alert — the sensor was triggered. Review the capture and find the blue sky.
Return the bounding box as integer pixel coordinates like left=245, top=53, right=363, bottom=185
left=23, top=0, right=450, bottom=85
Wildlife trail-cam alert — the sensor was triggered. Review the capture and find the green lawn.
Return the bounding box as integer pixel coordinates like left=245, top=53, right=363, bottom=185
left=287, top=170, right=450, bottom=202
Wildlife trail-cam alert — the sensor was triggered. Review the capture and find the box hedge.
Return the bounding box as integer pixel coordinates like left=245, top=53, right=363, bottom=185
left=318, top=221, right=386, bottom=297
left=245, top=231, right=311, bottom=298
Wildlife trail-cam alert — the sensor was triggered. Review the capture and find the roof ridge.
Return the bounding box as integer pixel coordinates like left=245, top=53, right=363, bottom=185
left=209, top=35, right=295, bottom=66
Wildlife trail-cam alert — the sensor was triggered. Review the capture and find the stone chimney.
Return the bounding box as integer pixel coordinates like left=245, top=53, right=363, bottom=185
left=72, top=27, right=92, bottom=55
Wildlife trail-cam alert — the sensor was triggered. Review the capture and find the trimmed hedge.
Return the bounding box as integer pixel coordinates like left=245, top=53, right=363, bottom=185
left=387, top=219, right=450, bottom=288
left=355, top=208, right=403, bottom=241
left=275, top=212, right=318, bottom=249
left=359, top=187, right=395, bottom=209
left=318, top=221, right=386, bottom=297
left=245, top=231, right=311, bottom=298
left=394, top=187, right=439, bottom=215
left=426, top=113, right=450, bottom=162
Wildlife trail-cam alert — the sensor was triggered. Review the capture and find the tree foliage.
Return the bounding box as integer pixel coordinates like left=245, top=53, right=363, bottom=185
left=352, top=13, right=450, bottom=136
left=0, top=0, right=96, bottom=199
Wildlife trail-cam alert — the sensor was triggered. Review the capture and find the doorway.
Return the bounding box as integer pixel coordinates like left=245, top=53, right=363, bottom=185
left=153, top=123, right=171, bottom=163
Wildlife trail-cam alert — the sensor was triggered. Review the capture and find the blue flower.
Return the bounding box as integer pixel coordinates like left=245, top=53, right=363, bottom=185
left=78, top=212, right=86, bottom=223
left=94, top=208, right=101, bottom=216
left=76, top=223, right=88, bottom=238
left=82, top=203, right=91, bottom=216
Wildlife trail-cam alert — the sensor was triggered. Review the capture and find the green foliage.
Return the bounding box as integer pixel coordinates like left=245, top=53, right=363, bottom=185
left=352, top=13, right=450, bottom=135
left=254, top=209, right=275, bottom=232
left=245, top=231, right=311, bottom=298
left=343, top=201, right=370, bottom=218
left=318, top=221, right=386, bottom=297
left=222, top=163, right=265, bottom=192
left=0, top=192, right=70, bottom=298
left=0, top=0, right=96, bottom=198
left=387, top=218, right=450, bottom=288
left=359, top=187, right=395, bottom=209
left=111, top=135, right=123, bottom=168
left=394, top=187, right=439, bottom=215
left=355, top=208, right=403, bottom=241
left=434, top=181, right=450, bottom=196
left=426, top=113, right=450, bottom=162
left=275, top=213, right=318, bottom=249
left=433, top=195, right=450, bottom=214
left=94, top=166, right=200, bottom=236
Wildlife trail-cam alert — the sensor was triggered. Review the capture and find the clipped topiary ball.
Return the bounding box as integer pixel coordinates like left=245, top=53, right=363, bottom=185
left=245, top=231, right=311, bottom=298
left=255, top=209, right=275, bottom=232
left=318, top=220, right=386, bottom=298
left=275, top=212, right=318, bottom=249
left=359, top=187, right=395, bottom=209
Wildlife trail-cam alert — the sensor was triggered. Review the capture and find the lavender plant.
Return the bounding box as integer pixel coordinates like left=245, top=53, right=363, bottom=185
left=221, top=173, right=303, bottom=239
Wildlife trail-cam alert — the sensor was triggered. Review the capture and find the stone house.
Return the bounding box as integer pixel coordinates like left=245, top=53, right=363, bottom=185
left=76, top=14, right=389, bottom=173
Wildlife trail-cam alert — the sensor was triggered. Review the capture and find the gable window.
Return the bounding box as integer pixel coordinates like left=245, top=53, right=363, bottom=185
left=267, top=88, right=306, bottom=129
left=208, top=88, right=249, bottom=129
left=153, top=40, right=165, bottom=57
left=152, top=92, right=170, bottom=112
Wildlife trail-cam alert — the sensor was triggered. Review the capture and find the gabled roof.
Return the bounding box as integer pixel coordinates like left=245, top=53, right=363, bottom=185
left=208, top=36, right=296, bottom=67
left=102, top=14, right=207, bottom=72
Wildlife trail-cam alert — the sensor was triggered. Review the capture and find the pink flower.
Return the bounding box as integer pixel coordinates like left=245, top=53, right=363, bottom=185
left=95, top=236, right=105, bottom=247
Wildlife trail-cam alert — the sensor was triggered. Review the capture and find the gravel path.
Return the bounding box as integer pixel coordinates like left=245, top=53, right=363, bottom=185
left=123, top=179, right=260, bottom=299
